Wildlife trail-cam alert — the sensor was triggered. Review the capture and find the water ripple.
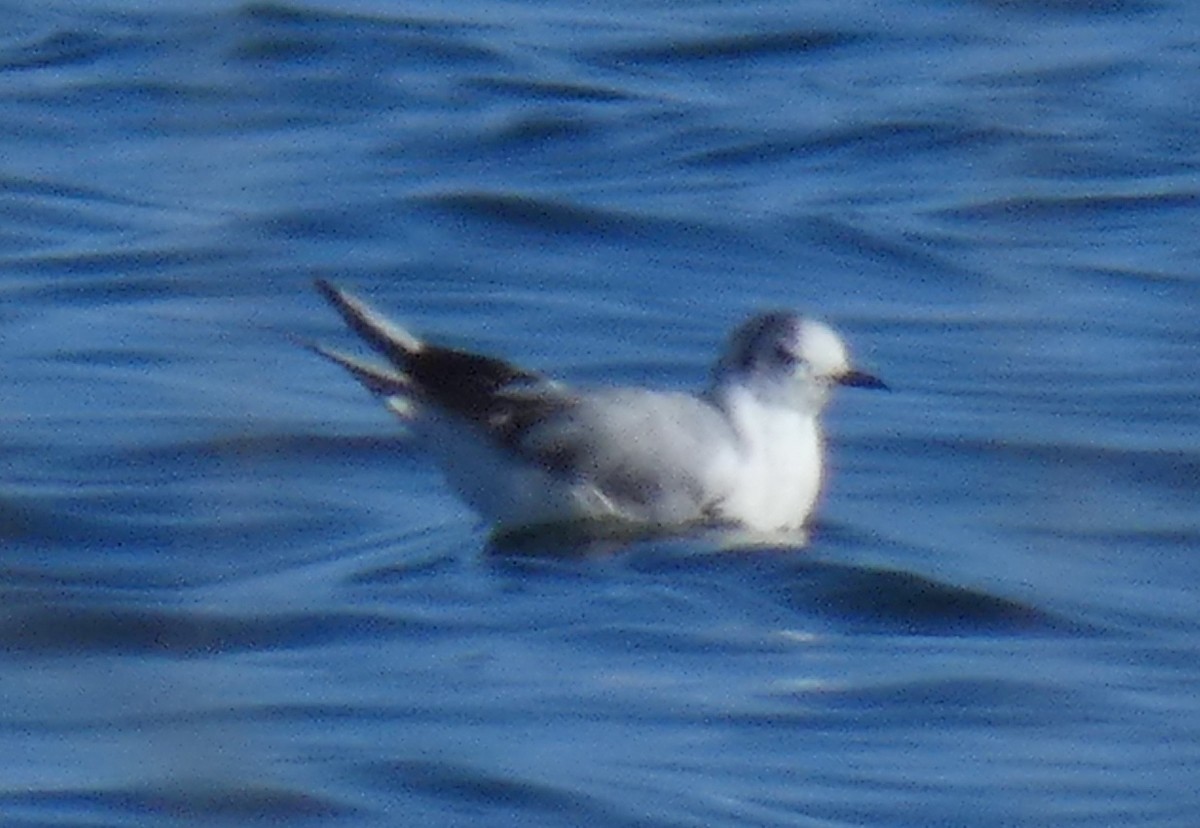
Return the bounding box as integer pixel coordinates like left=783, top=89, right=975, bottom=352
left=596, top=28, right=867, bottom=66
left=0, top=604, right=435, bottom=657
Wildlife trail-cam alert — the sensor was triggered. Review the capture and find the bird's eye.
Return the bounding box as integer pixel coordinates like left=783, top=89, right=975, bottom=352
left=773, top=344, right=799, bottom=366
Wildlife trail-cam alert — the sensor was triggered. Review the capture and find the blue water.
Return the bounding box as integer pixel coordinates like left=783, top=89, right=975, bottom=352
left=3, top=0, right=1199, bottom=825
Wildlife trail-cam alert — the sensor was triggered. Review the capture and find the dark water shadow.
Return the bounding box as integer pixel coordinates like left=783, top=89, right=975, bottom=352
left=776, top=556, right=1088, bottom=636
left=355, top=759, right=654, bottom=828
left=0, top=602, right=438, bottom=658
left=0, top=783, right=353, bottom=824
left=483, top=523, right=1092, bottom=637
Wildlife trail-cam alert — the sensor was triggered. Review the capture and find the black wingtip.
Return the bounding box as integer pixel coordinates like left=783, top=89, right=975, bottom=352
left=314, top=277, right=338, bottom=304
left=313, top=280, right=424, bottom=369
left=309, top=341, right=412, bottom=397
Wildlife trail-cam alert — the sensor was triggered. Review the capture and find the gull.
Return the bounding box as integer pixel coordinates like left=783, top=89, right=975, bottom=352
left=312, top=280, right=886, bottom=539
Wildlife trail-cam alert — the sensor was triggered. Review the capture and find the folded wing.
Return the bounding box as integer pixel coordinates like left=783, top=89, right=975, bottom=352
left=313, top=282, right=735, bottom=525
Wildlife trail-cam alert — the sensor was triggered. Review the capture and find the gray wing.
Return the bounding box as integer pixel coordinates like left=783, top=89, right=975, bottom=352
left=517, top=388, right=738, bottom=522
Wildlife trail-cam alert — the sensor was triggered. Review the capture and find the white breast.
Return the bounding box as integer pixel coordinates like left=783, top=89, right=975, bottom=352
left=714, top=387, right=824, bottom=532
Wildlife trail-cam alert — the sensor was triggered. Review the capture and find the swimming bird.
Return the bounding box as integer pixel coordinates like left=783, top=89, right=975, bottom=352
left=312, top=280, right=886, bottom=538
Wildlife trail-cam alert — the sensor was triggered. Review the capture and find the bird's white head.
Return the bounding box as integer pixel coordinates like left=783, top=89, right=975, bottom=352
left=713, top=311, right=886, bottom=413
